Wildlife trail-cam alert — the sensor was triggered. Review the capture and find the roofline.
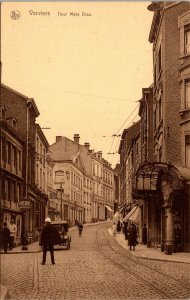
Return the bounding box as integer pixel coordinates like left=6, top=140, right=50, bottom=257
left=1, top=83, right=40, bottom=117
left=36, top=124, right=49, bottom=149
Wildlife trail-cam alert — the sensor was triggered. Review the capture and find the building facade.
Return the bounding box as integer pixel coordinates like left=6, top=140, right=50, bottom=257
left=1, top=84, right=48, bottom=242
left=0, top=106, right=24, bottom=244
left=133, top=2, right=190, bottom=253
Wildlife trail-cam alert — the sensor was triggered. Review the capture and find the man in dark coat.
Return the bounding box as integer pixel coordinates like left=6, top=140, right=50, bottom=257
left=1, top=222, right=10, bottom=253
left=40, top=217, right=60, bottom=265
left=128, top=223, right=137, bottom=251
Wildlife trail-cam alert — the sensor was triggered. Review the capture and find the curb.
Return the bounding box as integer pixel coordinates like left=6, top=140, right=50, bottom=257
left=109, top=229, right=190, bottom=264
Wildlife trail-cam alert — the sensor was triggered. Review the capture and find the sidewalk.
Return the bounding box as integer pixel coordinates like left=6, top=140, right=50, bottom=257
left=112, top=229, right=190, bottom=264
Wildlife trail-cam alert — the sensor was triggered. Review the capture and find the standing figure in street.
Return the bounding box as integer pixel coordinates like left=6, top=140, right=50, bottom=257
left=8, top=219, right=17, bottom=250
left=78, top=223, right=83, bottom=237
left=40, top=217, right=60, bottom=265
left=128, top=223, right=137, bottom=251
left=142, top=224, right=148, bottom=245
left=112, top=222, right=117, bottom=237
left=116, top=220, right=121, bottom=233
left=1, top=223, right=10, bottom=253
left=123, top=221, right=128, bottom=240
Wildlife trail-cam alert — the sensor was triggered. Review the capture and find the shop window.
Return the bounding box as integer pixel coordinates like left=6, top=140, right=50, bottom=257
left=185, top=78, right=190, bottom=108
left=185, top=135, right=190, bottom=167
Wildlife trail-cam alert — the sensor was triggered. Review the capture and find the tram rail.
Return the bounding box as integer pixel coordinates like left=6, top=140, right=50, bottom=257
left=96, top=224, right=190, bottom=300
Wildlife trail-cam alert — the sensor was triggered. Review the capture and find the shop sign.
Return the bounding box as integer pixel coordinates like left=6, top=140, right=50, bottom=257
left=19, top=200, right=32, bottom=210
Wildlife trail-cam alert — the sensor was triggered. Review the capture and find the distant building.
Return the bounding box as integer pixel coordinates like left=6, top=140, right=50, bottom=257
left=48, top=134, right=115, bottom=225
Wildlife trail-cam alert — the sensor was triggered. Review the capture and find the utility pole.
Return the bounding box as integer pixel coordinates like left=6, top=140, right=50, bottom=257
left=60, top=183, right=63, bottom=220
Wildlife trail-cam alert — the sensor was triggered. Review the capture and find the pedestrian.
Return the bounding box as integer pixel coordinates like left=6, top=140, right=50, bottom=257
left=40, top=217, right=60, bottom=265
left=128, top=223, right=137, bottom=251
left=142, top=224, right=148, bottom=245
left=116, top=220, right=121, bottom=233
left=175, top=223, right=182, bottom=252
left=112, top=222, right=117, bottom=237
left=123, top=221, right=128, bottom=240
left=8, top=219, right=17, bottom=250
left=78, top=222, right=83, bottom=237
left=21, top=226, right=28, bottom=248
left=1, top=222, right=10, bottom=253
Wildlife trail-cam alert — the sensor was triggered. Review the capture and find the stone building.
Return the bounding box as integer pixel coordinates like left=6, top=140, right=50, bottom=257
left=48, top=134, right=115, bottom=224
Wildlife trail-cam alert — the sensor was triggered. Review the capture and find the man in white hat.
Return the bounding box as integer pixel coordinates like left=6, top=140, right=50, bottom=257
left=8, top=219, right=17, bottom=250
left=40, top=217, right=60, bottom=265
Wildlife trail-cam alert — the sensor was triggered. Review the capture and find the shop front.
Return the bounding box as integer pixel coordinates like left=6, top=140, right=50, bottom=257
left=134, top=162, right=190, bottom=254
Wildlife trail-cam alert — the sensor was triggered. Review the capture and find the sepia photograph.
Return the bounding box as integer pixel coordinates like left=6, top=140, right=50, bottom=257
left=1, top=1, right=190, bottom=299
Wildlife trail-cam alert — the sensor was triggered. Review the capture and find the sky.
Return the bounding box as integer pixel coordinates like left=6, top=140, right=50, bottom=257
left=1, top=1, right=154, bottom=167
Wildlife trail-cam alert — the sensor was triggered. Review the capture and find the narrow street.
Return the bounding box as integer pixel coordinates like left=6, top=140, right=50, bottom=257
left=1, top=223, right=190, bottom=300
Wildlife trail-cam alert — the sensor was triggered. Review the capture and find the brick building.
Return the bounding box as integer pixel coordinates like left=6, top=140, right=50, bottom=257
left=134, top=2, right=190, bottom=253
left=1, top=84, right=48, bottom=242
left=0, top=106, right=24, bottom=244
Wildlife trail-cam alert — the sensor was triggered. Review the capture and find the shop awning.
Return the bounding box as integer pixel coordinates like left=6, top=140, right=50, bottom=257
left=105, top=205, right=113, bottom=212
left=123, top=206, right=140, bottom=224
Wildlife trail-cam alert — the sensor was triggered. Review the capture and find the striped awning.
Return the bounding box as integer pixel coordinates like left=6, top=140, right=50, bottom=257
left=105, top=205, right=113, bottom=212
left=123, top=206, right=140, bottom=224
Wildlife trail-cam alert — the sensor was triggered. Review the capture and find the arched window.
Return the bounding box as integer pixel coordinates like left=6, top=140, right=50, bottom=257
left=55, top=171, right=64, bottom=183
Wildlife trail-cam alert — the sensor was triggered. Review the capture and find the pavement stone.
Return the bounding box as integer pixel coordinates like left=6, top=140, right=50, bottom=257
left=1, top=222, right=190, bottom=300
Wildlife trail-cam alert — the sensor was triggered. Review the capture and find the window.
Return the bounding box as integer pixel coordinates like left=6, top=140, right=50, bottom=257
left=159, top=146, right=162, bottom=162
left=55, top=171, right=64, bottom=183
left=185, top=136, right=190, bottom=167
left=12, top=145, right=17, bottom=168
left=7, top=141, right=11, bottom=164
left=18, top=150, right=21, bottom=171
left=153, top=110, right=157, bottom=132
left=158, top=46, right=162, bottom=74
left=185, top=78, right=190, bottom=108
left=158, top=95, right=163, bottom=122
left=184, top=24, right=190, bottom=54
left=2, top=137, right=6, bottom=162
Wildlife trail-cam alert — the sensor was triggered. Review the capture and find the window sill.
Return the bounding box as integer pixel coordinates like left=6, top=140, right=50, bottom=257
left=179, top=52, right=190, bottom=59
left=179, top=108, right=190, bottom=116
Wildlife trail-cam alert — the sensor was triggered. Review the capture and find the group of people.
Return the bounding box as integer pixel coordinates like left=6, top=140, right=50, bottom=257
left=112, top=220, right=148, bottom=251
left=1, top=220, right=17, bottom=253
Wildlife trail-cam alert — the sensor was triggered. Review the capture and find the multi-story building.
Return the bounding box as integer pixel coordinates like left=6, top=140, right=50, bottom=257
left=34, top=124, right=49, bottom=240
left=0, top=106, right=24, bottom=244
left=48, top=134, right=115, bottom=224
left=133, top=2, right=190, bottom=253
left=118, top=122, right=140, bottom=214
left=1, top=84, right=48, bottom=242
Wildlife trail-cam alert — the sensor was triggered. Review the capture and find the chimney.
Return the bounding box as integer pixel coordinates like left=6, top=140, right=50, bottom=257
left=56, top=136, right=62, bottom=143
left=74, top=134, right=80, bottom=144
left=97, top=151, right=102, bottom=160
left=84, top=142, right=90, bottom=150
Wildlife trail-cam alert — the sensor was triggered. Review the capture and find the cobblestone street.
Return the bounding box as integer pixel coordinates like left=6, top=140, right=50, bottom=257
left=1, top=223, right=190, bottom=300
